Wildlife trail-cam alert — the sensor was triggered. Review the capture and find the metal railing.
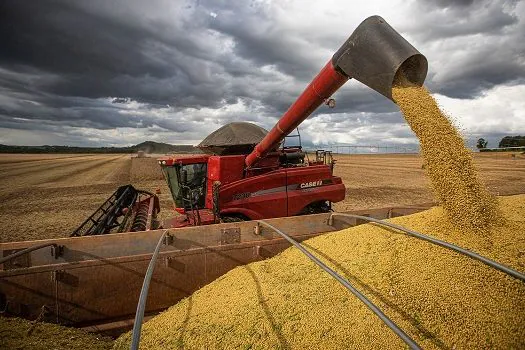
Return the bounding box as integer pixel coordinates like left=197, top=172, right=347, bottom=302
left=0, top=243, right=60, bottom=265
left=130, top=230, right=169, bottom=350
left=256, top=220, right=421, bottom=350
left=328, top=213, right=525, bottom=282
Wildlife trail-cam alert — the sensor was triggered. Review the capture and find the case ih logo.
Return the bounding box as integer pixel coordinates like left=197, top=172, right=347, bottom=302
left=300, top=180, right=323, bottom=189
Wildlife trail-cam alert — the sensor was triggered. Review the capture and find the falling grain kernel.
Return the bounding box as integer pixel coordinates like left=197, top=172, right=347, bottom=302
left=392, top=86, right=500, bottom=233
left=114, top=195, right=525, bottom=350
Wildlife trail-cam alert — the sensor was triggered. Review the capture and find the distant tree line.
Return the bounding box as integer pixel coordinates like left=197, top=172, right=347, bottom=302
left=476, top=138, right=488, bottom=149
left=0, top=141, right=201, bottom=154
left=0, top=144, right=133, bottom=154
left=477, top=135, right=525, bottom=152
left=498, top=135, right=525, bottom=148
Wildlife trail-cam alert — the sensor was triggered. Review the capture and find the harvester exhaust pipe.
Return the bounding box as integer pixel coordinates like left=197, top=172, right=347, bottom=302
left=245, top=15, right=427, bottom=168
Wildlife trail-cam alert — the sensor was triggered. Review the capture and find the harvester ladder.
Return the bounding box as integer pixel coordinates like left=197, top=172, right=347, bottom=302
left=282, top=127, right=302, bottom=149
left=180, top=185, right=202, bottom=225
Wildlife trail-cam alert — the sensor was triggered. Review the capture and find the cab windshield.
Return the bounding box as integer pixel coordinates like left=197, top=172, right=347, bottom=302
left=162, top=163, right=207, bottom=209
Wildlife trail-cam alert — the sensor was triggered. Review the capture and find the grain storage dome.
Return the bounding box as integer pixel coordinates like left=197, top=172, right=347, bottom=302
left=197, top=122, right=270, bottom=155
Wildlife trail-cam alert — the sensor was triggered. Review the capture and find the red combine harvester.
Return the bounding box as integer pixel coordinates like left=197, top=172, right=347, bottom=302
left=158, top=130, right=345, bottom=227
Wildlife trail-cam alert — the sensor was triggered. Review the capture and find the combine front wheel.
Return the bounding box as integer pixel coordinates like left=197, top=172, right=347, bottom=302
left=220, top=215, right=248, bottom=223
left=299, top=201, right=332, bottom=215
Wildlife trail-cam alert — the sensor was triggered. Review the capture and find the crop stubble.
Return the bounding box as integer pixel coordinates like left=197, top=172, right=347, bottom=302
left=0, top=155, right=131, bottom=241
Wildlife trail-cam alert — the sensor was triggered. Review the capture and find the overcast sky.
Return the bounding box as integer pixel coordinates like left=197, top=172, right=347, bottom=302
left=0, top=0, right=523, bottom=149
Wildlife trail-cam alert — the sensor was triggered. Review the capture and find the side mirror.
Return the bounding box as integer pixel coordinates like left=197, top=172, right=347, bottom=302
left=181, top=169, right=188, bottom=185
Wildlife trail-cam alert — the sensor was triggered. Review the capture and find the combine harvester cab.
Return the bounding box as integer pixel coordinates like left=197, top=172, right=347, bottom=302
left=0, top=15, right=440, bottom=342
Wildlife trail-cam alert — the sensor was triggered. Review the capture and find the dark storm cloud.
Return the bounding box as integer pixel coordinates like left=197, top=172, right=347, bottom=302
left=208, top=10, right=320, bottom=81
left=0, top=0, right=231, bottom=105
left=429, top=0, right=477, bottom=7
left=411, top=0, right=520, bottom=42
left=405, top=0, right=525, bottom=98
left=1, top=2, right=170, bottom=79
left=0, top=0, right=523, bottom=147
left=0, top=0, right=312, bottom=139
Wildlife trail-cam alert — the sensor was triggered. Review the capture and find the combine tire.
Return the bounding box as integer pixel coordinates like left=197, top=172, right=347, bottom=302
left=221, top=215, right=247, bottom=223
left=299, top=201, right=331, bottom=215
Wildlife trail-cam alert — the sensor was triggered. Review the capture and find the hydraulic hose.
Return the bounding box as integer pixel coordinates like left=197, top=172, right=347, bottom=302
left=130, top=230, right=168, bottom=350
left=256, top=220, right=421, bottom=350
left=328, top=213, right=525, bottom=282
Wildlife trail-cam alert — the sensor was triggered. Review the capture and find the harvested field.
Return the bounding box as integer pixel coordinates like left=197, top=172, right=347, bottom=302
left=0, top=152, right=523, bottom=242
left=0, top=154, right=169, bottom=242
left=332, top=152, right=525, bottom=212
left=0, top=153, right=99, bottom=165
left=130, top=156, right=164, bottom=182
left=114, top=194, right=525, bottom=349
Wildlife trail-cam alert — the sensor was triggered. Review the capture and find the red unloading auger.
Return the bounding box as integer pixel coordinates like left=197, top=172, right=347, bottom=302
left=245, top=15, right=428, bottom=168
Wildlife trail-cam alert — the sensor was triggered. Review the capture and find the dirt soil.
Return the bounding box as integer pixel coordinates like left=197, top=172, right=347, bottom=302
left=0, top=154, right=171, bottom=242
left=332, top=152, right=525, bottom=212
left=0, top=152, right=523, bottom=242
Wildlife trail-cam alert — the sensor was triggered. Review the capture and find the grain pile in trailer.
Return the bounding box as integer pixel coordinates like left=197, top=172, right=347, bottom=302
left=114, top=195, right=525, bottom=350
left=0, top=316, right=113, bottom=350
